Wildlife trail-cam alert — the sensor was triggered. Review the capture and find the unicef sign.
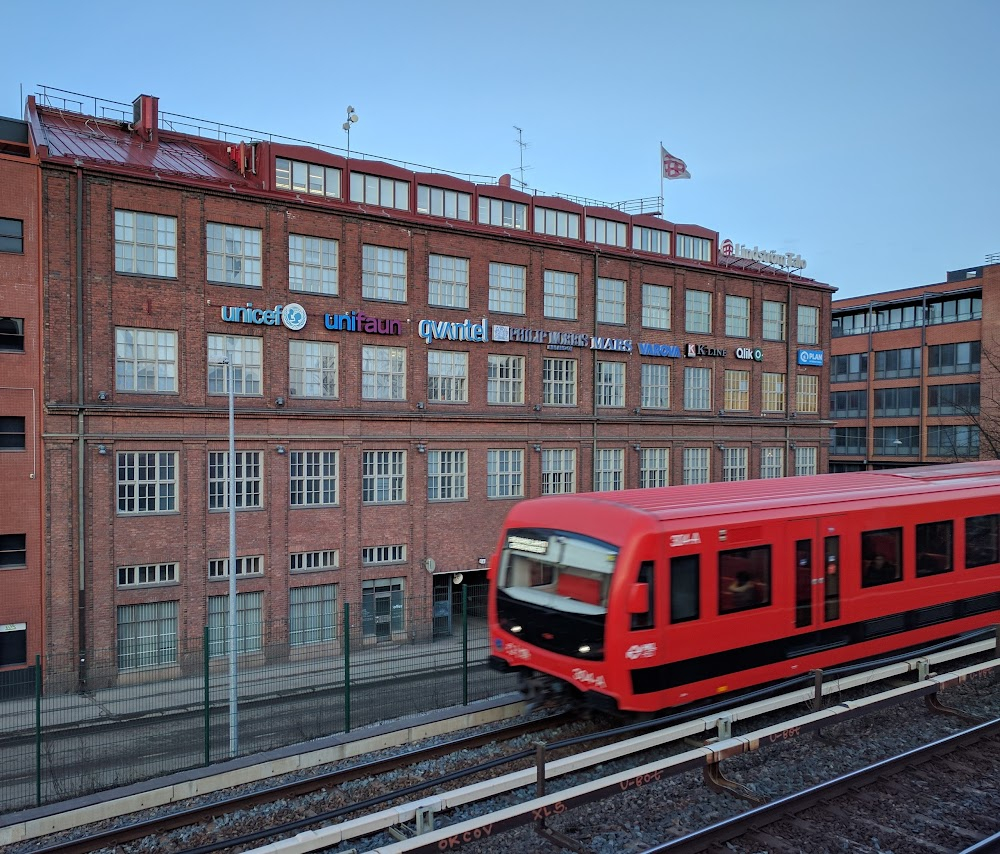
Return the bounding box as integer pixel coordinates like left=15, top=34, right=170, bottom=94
left=221, top=303, right=307, bottom=330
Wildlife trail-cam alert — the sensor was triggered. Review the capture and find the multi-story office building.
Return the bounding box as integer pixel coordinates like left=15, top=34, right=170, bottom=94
left=0, top=113, right=44, bottom=694
left=830, top=261, right=999, bottom=471
left=19, top=89, right=831, bottom=685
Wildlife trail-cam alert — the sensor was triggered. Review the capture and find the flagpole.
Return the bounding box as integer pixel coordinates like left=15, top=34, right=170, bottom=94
left=659, top=141, right=664, bottom=214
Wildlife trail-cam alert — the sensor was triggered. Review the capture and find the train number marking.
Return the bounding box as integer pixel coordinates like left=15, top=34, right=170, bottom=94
left=532, top=802, right=566, bottom=820
left=571, top=668, right=607, bottom=688
left=503, top=642, right=532, bottom=661
left=438, top=824, right=494, bottom=849
left=670, top=532, right=701, bottom=547
left=619, top=770, right=663, bottom=791
left=625, top=642, right=657, bottom=660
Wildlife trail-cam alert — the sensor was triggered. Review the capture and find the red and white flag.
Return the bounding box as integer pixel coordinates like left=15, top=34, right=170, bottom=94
left=661, top=145, right=691, bottom=180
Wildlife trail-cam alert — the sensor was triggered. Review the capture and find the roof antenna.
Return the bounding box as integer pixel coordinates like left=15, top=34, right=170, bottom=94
left=512, top=125, right=531, bottom=190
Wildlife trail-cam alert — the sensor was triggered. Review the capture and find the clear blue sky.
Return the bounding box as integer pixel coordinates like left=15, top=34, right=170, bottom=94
left=3, top=0, right=997, bottom=298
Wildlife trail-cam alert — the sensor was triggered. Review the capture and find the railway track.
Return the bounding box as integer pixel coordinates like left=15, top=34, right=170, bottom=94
left=646, top=716, right=1000, bottom=854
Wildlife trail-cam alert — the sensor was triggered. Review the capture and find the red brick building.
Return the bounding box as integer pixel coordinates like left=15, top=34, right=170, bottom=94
left=830, top=261, right=999, bottom=471
left=22, top=89, right=832, bottom=684
left=0, top=114, right=44, bottom=694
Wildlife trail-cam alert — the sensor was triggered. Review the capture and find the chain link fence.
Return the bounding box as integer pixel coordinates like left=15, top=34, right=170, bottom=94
left=0, top=584, right=516, bottom=814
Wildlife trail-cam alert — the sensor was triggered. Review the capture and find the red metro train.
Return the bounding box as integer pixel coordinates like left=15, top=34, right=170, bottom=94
left=487, top=461, right=1000, bottom=714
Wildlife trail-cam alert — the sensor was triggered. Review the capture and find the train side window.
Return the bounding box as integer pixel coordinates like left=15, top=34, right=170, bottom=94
left=630, top=561, right=655, bottom=630
left=965, top=514, right=999, bottom=568
left=794, top=539, right=812, bottom=629
left=718, top=545, right=771, bottom=615
left=824, top=536, right=840, bottom=621
left=670, top=555, right=700, bottom=623
left=915, top=520, right=953, bottom=577
left=861, top=527, right=902, bottom=587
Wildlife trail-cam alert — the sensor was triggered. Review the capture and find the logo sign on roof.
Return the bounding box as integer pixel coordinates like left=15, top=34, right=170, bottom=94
left=720, top=239, right=807, bottom=270
left=222, top=303, right=307, bottom=330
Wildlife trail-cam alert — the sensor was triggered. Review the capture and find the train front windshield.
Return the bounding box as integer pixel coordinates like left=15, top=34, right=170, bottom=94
left=495, top=529, right=617, bottom=661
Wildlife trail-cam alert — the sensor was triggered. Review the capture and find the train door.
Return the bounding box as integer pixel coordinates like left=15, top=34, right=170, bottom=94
left=789, top=516, right=843, bottom=632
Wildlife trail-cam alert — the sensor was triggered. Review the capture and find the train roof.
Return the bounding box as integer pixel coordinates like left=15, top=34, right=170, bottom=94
left=518, top=461, right=1000, bottom=528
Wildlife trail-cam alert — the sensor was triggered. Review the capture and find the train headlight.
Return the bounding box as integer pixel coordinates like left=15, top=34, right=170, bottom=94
left=578, top=644, right=591, bottom=654
left=510, top=624, right=522, bottom=634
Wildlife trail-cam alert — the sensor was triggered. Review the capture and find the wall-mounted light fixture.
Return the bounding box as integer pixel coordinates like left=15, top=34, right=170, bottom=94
left=716, top=443, right=726, bottom=451
left=416, top=401, right=426, bottom=410
left=98, top=391, right=109, bottom=402
left=633, top=443, right=642, bottom=452
left=417, top=443, right=426, bottom=453
left=789, top=442, right=797, bottom=451
left=633, top=407, right=641, bottom=415
left=718, top=409, right=724, bottom=416
left=275, top=396, right=285, bottom=407
left=478, top=557, right=488, bottom=566
left=276, top=445, right=286, bottom=455
left=532, top=444, right=541, bottom=452
left=97, top=444, right=108, bottom=455
left=533, top=404, right=542, bottom=412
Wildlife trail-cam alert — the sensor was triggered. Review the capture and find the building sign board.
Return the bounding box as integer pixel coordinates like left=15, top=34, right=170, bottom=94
left=720, top=238, right=807, bottom=269
left=686, top=343, right=727, bottom=358
left=325, top=310, right=402, bottom=335
left=492, top=325, right=632, bottom=353
left=797, top=349, right=824, bottom=366
left=637, top=343, right=682, bottom=358
left=418, top=318, right=488, bottom=343
left=221, top=303, right=307, bottom=330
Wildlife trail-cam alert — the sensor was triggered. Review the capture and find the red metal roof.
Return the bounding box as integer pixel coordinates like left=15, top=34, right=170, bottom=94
left=33, top=106, right=254, bottom=188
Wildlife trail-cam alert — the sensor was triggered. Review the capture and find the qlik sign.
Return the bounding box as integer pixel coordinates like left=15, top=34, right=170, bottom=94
left=221, top=302, right=307, bottom=330
left=720, top=239, right=807, bottom=270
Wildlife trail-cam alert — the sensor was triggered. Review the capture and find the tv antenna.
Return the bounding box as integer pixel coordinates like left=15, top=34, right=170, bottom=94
left=513, top=125, right=531, bottom=189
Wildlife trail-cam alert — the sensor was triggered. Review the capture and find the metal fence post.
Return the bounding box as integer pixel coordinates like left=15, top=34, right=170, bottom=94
left=35, top=654, right=41, bottom=807
left=462, top=585, right=469, bottom=706
left=343, top=602, right=351, bottom=734
left=203, top=626, right=211, bottom=766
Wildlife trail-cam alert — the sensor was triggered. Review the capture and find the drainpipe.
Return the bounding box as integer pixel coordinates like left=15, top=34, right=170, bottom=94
left=592, top=249, right=600, bottom=481
left=76, top=167, right=87, bottom=689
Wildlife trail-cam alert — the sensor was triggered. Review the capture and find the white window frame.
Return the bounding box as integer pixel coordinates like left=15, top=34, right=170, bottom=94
left=685, top=290, right=712, bottom=334
left=724, top=369, right=750, bottom=411
left=290, top=584, right=338, bottom=646
left=761, top=447, right=785, bottom=479
left=794, top=446, right=818, bottom=476
left=534, top=207, right=580, bottom=238
left=208, top=451, right=262, bottom=510
left=208, top=555, right=264, bottom=578
left=676, top=234, right=712, bottom=261
left=641, top=284, right=671, bottom=330
left=597, top=277, right=626, bottom=324
left=722, top=447, right=749, bottom=482
left=116, top=327, right=177, bottom=393
left=208, top=592, right=263, bottom=656
left=633, top=226, right=670, bottom=255
left=596, top=361, right=625, bottom=408
left=541, top=449, right=576, bottom=494
left=275, top=158, right=341, bottom=198
left=362, top=345, right=407, bottom=401
left=641, top=363, right=670, bottom=409
left=289, top=234, right=339, bottom=295
left=683, top=366, right=712, bottom=410
left=362, top=450, right=407, bottom=504
left=428, top=254, right=470, bottom=308
left=350, top=172, right=410, bottom=210
left=362, top=245, right=407, bottom=302
left=427, top=449, right=468, bottom=501
left=488, top=354, right=525, bottom=404
left=488, top=262, right=526, bottom=314
left=763, top=300, right=787, bottom=341
left=117, top=601, right=178, bottom=670
left=683, top=447, right=710, bottom=485
left=542, top=357, right=577, bottom=406
left=417, top=185, right=471, bottom=221
left=290, top=450, right=339, bottom=507
left=594, top=448, right=624, bottom=491
left=206, top=223, right=261, bottom=286
left=796, top=373, right=819, bottom=414
left=543, top=270, right=578, bottom=320
left=207, top=335, right=262, bottom=396
left=428, top=350, right=469, bottom=403
left=114, top=210, right=177, bottom=277
left=362, top=545, right=407, bottom=565
left=289, top=339, right=339, bottom=399
left=487, top=449, right=524, bottom=498
left=478, top=197, right=527, bottom=230
left=290, top=550, right=340, bottom=573
left=797, top=305, right=820, bottom=345
left=640, top=448, right=670, bottom=489
left=585, top=216, right=627, bottom=247
left=762, top=372, right=786, bottom=412
left=117, top=451, right=177, bottom=514
left=725, top=295, right=750, bottom=337
left=117, top=562, right=178, bottom=588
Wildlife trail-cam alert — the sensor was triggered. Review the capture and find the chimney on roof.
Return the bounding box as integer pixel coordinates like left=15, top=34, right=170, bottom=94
left=132, top=94, right=158, bottom=144
left=498, top=173, right=511, bottom=188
